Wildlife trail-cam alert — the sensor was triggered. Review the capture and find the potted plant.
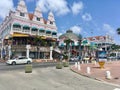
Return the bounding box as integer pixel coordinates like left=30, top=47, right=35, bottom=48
left=56, top=62, right=62, bottom=69
left=25, top=64, right=32, bottom=73
left=63, top=55, right=69, bottom=67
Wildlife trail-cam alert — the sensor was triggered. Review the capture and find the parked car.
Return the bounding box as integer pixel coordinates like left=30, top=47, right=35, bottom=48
left=70, top=56, right=79, bottom=61
left=83, top=56, right=89, bottom=61
left=107, top=56, right=116, bottom=59
left=83, top=56, right=90, bottom=63
left=6, top=56, right=32, bottom=65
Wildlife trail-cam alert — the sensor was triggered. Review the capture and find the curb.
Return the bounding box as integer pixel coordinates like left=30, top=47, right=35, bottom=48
left=70, top=67, right=120, bottom=87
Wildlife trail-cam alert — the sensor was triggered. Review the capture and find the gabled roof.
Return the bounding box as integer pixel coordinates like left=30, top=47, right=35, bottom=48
left=87, top=36, right=106, bottom=41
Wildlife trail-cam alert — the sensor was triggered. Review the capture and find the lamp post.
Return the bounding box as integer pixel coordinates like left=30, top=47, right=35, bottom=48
left=78, top=34, right=82, bottom=61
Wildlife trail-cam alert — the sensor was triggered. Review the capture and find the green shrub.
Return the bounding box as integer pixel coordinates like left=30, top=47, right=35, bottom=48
left=25, top=64, right=32, bottom=73
left=56, top=62, right=62, bottom=69
left=63, top=62, right=69, bottom=67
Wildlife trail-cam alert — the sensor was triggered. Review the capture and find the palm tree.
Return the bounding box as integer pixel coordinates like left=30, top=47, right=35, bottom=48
left=117, top=28, right=120, bottom=35
left=34, top=35, right=46, bottom=59
left=64, top=39, right=73, bottom=61
left=111, top=44, right=120, bottom=51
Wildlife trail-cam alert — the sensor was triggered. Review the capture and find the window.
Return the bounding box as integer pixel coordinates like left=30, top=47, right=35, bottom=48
left=92, top=38, right=96, bottom=41
left=46, top=31, right=51, bottom=34
left=36, top=17, right=40, bottom=21
left=50, top=21, right=53, bottom=25
left=20, top=12, right=25, bottom=17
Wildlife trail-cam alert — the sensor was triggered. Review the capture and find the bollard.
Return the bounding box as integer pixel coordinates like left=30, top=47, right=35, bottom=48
left=106, top=71, right=111, bottom=79
left=77, top=62, right=80, bottom=65
left=94, top=61, right=96, bottom=65
left=77, top=64, right=81, bottom=70
left=86, top=60, right=89, bottom=64
left=75, top=62, right=78, bottom=68
left=87, top=67, right=90, bottom=74
left=81, top=61, right=84, bottom=64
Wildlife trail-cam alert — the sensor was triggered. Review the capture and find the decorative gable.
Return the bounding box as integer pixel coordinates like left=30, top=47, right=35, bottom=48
left=33, top=6, right=44, bottom=23
left=47, top=11, right=56, bottom=26
left=15, top=0, right=29, bottom=19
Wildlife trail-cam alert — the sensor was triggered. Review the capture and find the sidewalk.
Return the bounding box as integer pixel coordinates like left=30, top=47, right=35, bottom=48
left=0, top=60, right=6, bottom=63
left=71, top=61, right=120, bottom=86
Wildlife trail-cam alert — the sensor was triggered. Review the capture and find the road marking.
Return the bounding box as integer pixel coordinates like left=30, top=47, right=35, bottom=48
left=114, top=88, right=120, bottom=90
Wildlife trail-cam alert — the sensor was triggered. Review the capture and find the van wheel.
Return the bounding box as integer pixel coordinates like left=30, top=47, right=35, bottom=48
left=12, top=62, right=16, bottom=65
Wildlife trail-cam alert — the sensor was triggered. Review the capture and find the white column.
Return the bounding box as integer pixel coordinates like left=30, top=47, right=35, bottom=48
left=1, top=48, right=2, bottom=59
left=50, top=46, right=53, bottom=60
left=26, top=45, right=31, bottom=58
left=8, top=45, right=11, bottom=59
left=1, top=39, right=3, bottom=59
left=30, top=27, right=31, bottom=34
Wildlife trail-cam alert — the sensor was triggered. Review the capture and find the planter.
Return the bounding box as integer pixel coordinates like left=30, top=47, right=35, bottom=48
left=98, top=61, right=105, bottom=69
left=56, top=62, right=62, bottom=69
left=25, top=64, right=32, bottom=73
left=63, top=62, right=69, bottom=67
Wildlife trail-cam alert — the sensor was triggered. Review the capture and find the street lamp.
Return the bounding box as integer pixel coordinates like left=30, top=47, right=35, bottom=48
left=78, top=34, right=82, bottom=60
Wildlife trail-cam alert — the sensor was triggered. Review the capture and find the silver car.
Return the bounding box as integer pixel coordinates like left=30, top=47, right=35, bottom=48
left=6, top=56, right=32, bottom=65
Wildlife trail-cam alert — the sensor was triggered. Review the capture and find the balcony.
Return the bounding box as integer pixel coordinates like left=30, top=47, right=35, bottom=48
left=13, top=28, right=22, bottom=32
left=31, top=31, right=38, bottom=35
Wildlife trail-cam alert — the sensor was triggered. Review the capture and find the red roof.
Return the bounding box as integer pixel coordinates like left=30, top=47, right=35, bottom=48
left=28, top=13, right=34, bottom=20
left=87, top=36, right=106, bottom=41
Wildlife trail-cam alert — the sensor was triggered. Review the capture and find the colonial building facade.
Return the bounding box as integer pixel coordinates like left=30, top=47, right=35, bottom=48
left=0, top=0, right=57, bottom=60
left=59, top=31, right=114, bottom=59
left=86, top=35, right=114, bottom=51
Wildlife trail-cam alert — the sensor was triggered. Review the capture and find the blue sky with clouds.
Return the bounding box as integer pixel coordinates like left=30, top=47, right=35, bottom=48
left=0, top=0, right=120, bottom=44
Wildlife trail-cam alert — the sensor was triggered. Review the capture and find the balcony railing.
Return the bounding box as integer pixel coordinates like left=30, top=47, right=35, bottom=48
left=22, top=30, right=30, bottom=34
left=13, top=28, right=22, bottom=32
left=31, top=31, right=38, bottom=35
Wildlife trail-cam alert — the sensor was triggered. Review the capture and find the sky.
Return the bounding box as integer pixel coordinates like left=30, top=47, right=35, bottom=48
left=0, top=0, right=120, bottom=44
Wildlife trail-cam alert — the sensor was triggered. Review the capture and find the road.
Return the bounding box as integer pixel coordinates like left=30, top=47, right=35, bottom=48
left=0, top=65, right=120, bottom=90
left=0, top=62, right=75, bottom=71
left=0, top=62, right=63, bottom=71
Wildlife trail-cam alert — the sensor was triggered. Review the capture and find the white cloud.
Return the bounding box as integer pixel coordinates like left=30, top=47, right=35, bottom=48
left=102, top=23, right=120, bottom=44
left=37, top=0, right=70, bottom=16
left=70, top=25, right=82, bottom=34
left=71, top=1, right=83, bottom=15
left=103, top=23, right=116, bottom=35
left=82, top=13, right=92, bottom=21
left=58, top=32, right=63, bottom=37
left=0, top=0, right=14, bottom=19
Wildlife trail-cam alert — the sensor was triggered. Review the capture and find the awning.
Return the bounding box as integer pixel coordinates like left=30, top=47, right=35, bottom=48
left=52, top=32, right=57, bottom=35
left=32, top=27, right=38, bottom=29
left=39, top=28, right=45, bottom=30
left=23, top=25, right=30, bottom=28
left=46, top=30, right=51, bottom=33
left=41, top=36, right=46, bottom=39
left=13, top=23, right=21, bottom=26
left=12, top=33, right=29, bottom=37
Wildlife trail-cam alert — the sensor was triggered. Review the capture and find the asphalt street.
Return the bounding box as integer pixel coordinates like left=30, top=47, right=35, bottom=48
left=0, top=62, right=75, bottom=71
left=0, top=66, right=120, bottom=90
